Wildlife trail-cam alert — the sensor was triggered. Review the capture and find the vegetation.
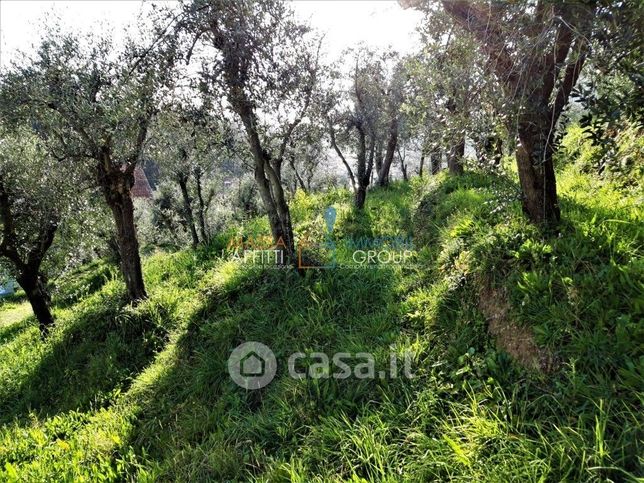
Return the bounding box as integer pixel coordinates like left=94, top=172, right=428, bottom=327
left=0, top=130, right=641, bottom=479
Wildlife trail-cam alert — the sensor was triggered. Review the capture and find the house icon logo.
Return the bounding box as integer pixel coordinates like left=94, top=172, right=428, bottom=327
left=240, top=351, right=265, bottom=377
left=228, top=341, right=276, bottom=390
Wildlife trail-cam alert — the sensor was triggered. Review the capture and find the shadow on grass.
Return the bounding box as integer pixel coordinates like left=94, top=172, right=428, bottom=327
left=122, top=259, right=407, bottom=480
left=0, top=317, right=33, bottom=345
left=0, top=286, right=168, bottom=425
left=51, top=260, right=117, bottom=309
left=406, top=170, right=643, bottom=479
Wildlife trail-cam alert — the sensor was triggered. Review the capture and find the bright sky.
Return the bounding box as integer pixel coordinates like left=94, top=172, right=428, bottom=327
left=0, top=0, right=423, bottom=68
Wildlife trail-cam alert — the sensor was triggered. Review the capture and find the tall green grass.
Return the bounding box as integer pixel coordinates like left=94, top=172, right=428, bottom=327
left=0, top=150, right=641, bottom=480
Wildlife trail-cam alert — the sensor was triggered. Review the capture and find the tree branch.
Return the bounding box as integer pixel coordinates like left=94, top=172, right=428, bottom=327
left=441, top=0, right=518, bottom=87
left=327, top=117, right=356, bottom=190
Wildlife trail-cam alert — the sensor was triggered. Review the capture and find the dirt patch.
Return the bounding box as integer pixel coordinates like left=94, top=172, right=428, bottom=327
left=478, top=283, right=555, bottom=372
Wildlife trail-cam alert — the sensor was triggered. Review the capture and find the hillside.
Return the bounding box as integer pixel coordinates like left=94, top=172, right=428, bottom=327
left=0, top=159, right=641, bottom=481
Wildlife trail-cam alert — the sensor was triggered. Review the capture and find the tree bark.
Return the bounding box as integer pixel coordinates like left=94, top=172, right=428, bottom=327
left=194, top=167, right=209, bottom=244
left=99, top=165, right=147, bottom=301
left=377, top=117, right=398, bottom=187
left=177, top=174, right=199, bottom=248
left=516, top=117, right=560, bottom=223
left=431, top=151, right=441, bottom=175
left=254, top=160, right=296, bottom=265
left=17, top=272, right=54, bottom=334
left=448, top=137, right=465, bottom=175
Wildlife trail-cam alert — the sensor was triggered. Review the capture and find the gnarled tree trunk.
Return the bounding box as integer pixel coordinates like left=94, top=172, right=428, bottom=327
left=448, top=137, right=465, bottom=175
left=377, top=117, right=399, bottom=187
left=254, top=158, right=296, bottom=265
left=231, top=92, right=297, bottom=265
left=516, top=113, right=560, bottom=222
left=354, top=125, right=374, bottom=210
left=18, top=272, right=54, bottom=334
left=99, top=164, right=147, bottom=301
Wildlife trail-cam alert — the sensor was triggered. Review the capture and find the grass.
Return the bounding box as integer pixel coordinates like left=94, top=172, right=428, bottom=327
left=0, top=147, right=641, bottom=480
left=0, top=298, right=31, bottom=329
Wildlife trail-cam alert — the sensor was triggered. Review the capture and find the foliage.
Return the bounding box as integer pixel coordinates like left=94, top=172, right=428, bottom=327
left=0, top=124, right=641, bottom=479
left=0, top=129, right=79, bottom=281
left=557, top=121, right=644, bottom=189
left=0, top=0, right=642, bottom=480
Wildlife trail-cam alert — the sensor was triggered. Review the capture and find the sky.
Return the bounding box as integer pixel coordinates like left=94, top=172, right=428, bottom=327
left=0, top=0, right=424, bottom=68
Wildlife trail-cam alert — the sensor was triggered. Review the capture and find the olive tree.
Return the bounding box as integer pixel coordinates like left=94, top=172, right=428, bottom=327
left=438, top=1, right=594, bottom=223
left=0, top=129, right=77, bottom=333
left=324, top=48, right=398, bottom=209
left=0, top=30, right=176, bottom=301
left=176, top=0, right=320, bottom=265
left=148, top=106, right=229, bottom=247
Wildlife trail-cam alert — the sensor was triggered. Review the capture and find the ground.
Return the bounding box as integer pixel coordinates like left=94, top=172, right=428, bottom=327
left=0, top=162, right=641, bottom=481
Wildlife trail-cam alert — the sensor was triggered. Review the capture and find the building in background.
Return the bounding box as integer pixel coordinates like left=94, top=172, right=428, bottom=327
left=131, top=166, right=153, bottom=199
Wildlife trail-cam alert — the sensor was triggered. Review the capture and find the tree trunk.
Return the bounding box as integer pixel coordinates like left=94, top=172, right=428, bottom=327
left=377, top=117, right=398, bottom=187
left=493, top=136, right=503, bottom=166
left=374, top=140, right=384, bottom=176
left=100, top=166, right=147, bottom=302
left=254, top=163, right=296, bottom=265
left=233, top=96, right=297, bottom=265
left=400, top=155, right=408, bottom=182
left=516, top=122, right=560, bottom=224
left=448, top=137, right=465, bottom=175
left=177, top=175, right=199, bottom=248
left=288, top=154, right=307, bottom=192
left=354, top=186, right=367, bottom=210
left=418, top=153, right=425, bottom=177
left=431, top=151, right=441, bottom=175
left=354, top=125, right=369, bottom=210
left=478, top=135, right=503, bottom=167
left=328, top=120, right=357, bottom=191
left=194, top=167, right=209, bottom=244
left=18, top=272, right=54, bottom=334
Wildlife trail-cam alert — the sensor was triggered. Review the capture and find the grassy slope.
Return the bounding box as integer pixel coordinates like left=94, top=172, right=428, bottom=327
left=0, top=162, right=641, bottom=481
